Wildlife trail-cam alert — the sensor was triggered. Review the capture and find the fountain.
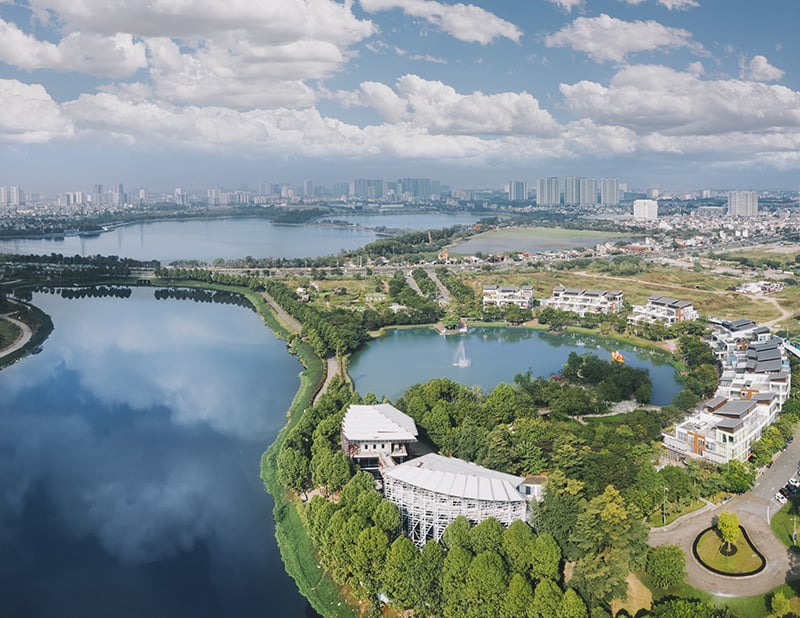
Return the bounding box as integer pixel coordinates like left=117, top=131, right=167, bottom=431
left=453, top=340, right=471, bottom=368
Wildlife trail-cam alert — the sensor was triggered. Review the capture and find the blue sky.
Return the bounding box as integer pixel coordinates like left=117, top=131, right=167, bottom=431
left=0, top=0, right=798, bottom=194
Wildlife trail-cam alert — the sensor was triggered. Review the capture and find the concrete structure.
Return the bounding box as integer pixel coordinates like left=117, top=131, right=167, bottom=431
left=482, top=285, right=535, bottom=308
left=628, top=295, right=699, bottom=326
left=543, top=286, right=623, bottom=316
left=600, top=178, right=619, bottom=205
left=381, top=453, right=530, bottom=547
left=508, top=180, right=527, bottom=201
left=633, top=199, right=658, bottom=220
left=564, top=176, right=580, bottom=206
left=536, top=177, right=560, bottom=206
left=579, top=177, right=598, bottom=205
left=728, top=190, right=759, bottom=216
left=341, top=404, right=418, bottom=470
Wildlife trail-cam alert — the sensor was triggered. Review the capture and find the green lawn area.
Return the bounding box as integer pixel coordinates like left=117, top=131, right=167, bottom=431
left=769, top=502, right=800, bottom=550
left=647, top=499, right=705, bottom=528
left=0, top=318, right=22, bottom=350
left=694, top=527, right=765, bottom=574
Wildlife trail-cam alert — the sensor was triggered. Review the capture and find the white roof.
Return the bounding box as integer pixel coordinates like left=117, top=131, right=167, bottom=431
left=341, top=403, right=418, bottom=442
left=382, top=453, right=525, bottom=502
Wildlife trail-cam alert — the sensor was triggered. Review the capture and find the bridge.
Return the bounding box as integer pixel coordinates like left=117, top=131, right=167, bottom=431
left=782, top=338, right=800, bottom=360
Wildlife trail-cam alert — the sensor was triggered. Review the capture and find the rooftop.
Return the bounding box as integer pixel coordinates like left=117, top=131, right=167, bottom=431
left=342, top=403, right=418, bottom=443
left=382, top=453, right=525, bottom=502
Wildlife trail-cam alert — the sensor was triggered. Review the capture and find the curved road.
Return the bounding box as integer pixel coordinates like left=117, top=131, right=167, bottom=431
left=650, top=425, right=800, bottom=595
left=0, top=314, right=32, bottom=359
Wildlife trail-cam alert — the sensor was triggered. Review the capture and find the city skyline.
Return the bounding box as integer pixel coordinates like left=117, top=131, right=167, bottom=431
left=0, top=1, right=799, bottom=193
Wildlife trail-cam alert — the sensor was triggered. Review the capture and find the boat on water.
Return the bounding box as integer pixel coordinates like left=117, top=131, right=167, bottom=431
left=612, top=350, right=625, bottom=363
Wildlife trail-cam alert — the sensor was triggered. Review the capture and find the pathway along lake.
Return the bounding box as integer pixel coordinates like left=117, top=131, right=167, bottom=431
left=0, top=289, right=319, bottom=618
left=350, top=327, right=682, bottom=405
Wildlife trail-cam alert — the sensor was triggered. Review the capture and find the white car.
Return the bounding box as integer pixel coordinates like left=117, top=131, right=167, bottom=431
left=775, top=492, right=788, bottom=505
left=789, top=478, right=800, bottom=488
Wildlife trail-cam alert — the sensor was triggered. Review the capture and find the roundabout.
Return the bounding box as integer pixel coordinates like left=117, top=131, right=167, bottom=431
left=692, top=525, right=766, bottom=577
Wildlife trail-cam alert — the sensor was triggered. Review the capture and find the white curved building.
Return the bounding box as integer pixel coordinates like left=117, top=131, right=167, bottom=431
left=382, top=453, right=530, bottom=547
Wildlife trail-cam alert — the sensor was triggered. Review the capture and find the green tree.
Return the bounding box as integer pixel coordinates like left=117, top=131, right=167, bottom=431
left=557, top=588, right=588, bottom=618
left=442, top=545, right=472, bottom=618
left=381, top=536, right=419, bottom=609
left=646, top=545, right=686, bottom=589
left=771, top=591, right=790, bottom=617
left=464, top=551, right=508, bottom=618
left=442, top=515, right=472, bottom=550
left=501, top=519, right=535, bottom=575
left=717, top=511, right=740, bottom=552
left=571, top=549, right=629, bottom=607
left=530, top=532, right=562, bottom=582
left=276, top=446, right=309, bottom=494
left=417, top=540, right=445, bottom=616
left=469, top=517, right=504, bottom=554
left=351, top=526, right=388, bottom=596
left=373, top=499, right=401, bottom=534
left=531, top=578, right=563, bottom=618
left=501, top=573, right=535, bottom=618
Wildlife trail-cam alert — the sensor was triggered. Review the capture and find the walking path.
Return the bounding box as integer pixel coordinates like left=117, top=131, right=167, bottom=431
left=0, top=314, right=32, bottom=359
left=426, top=269, right=451, bottom=305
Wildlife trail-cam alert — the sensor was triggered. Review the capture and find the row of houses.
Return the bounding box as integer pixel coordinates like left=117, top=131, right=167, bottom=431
left=662, top=318, right=792, bottom=465
left=485, top=284, right=700, bottom=325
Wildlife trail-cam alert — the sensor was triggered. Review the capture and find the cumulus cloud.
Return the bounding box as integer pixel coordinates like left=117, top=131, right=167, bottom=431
left=359, top=0, right=522, bottom=44
left=0, top=79, right=74, bottom=143
left=559, top=64, right=800, bottom=135
left=740, top=55, right=784, bottom=82
left=0, top=19, right=147, bottom=77
left=545, top=14, right=701, bottom=63
left=545, top=0, right=585, bottom=11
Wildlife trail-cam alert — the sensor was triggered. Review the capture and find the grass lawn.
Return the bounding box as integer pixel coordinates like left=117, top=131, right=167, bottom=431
left=769, top=502, right=800, bottom=550
left=694, top=527, right=765, bottom=574
left=0, top=317, right=22, bottom=350
left=611, top=573, right=652, bottom=617
left=647, top=499, right=705, bottom=528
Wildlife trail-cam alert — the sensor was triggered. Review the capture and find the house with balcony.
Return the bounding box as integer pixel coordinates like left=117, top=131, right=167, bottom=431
left=482, top=285, right=535, bottom=309
left=341, top=403, right=418, bottom=470
left=542, top=286, right=623, bottom=316
left=628, top=295, right=699, bottom=326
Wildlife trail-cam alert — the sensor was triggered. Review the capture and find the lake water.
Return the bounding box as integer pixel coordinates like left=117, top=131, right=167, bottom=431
left=350, top=327, right=681, bottom=406
left=450, top=228, right=626, bottom=255
left=0, top=218, right=378, bottom=264
left=329, top=212, right=483, bottom=230
left=0, top=289, right=318, bottom=618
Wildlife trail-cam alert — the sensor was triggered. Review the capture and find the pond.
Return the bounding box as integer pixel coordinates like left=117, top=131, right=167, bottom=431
left=349, top=327, right=681, bottom=405
left=0, top=289, right=318, bottom=617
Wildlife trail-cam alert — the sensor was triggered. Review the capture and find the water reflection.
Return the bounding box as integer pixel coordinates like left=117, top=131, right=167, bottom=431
left=0, top=289, right=315, bottom=617
left=350, top=327, right=681, bottom=405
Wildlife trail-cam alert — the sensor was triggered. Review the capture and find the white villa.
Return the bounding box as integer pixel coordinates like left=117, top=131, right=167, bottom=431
left=628, top=295, right=699, bottom=326
left=381, top=453, right=533, bottom=547
left=341, top=404, right=418, bottom=470
left=663, top=318, right=792, bottom=464
left=542, top=286, right=623, bottom=317
left=482, top=285, right=535, bottom=309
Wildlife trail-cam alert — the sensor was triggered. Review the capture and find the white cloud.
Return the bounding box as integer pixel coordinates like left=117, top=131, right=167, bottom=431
left=0, top=18, right=147, bottom=77
left=623, top=0, right=699, bottom=9
left=740, top=55, right=784, bottom=82
left=0, top=79, right=74, bottom=143
left=545, top=0, right=585, bottom=11
left=559, top=64, right=800, bottom=135
left=545, top=14, right=701, bottom=63
left=359, top=0, right=522, bottom=44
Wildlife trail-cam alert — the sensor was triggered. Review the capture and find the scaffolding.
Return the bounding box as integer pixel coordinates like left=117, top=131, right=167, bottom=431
left=381, top=453, right=528, bottom=547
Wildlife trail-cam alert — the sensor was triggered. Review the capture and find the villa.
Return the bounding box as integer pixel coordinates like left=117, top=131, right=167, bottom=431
left=628, top=295, right=699, bottom=326
left=542, top=286, right=623, bottom=316
left=481, top=285, right=535, bottom=309
left=341, top=403, right=418, bottom=470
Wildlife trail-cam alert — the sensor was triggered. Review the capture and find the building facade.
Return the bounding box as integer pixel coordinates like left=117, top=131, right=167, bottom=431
left=628, top=295, right=699, bottom=326
left=633, top=199, right=658, bottom=220
left=341, top=403, right=418, bottom=470
left=543, top=286, right=624, bottom=316
left=482, top=285, right=535, bottom=308
left=508, top=180, right=528, bottom=202
left=727, top=191, right=759, bottom=216
left=536, top=177, right=560, bottom=206
left=600, top=178, right=619, bottom=205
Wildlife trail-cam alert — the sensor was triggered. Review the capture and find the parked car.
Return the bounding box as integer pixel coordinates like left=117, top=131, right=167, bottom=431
left=779, top=487, right=791, bottom=499
left=789, top=477, right=800, bottom=488
left=776, top=492, right=788, bottom=504
left=786, top=484, right=798, bottom=495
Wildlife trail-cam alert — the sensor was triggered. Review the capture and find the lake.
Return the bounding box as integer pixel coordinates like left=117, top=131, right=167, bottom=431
left=328, top=212, right=484, bottom=230
left=449, top=227, right=628, bottom=255
left=349, top=327, right=681, bottom=405
left=0, top=289, right=318, bottom=618
left=0, top=218, right=378, bottom=264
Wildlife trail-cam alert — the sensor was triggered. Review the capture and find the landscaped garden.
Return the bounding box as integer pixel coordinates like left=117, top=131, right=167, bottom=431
left=693, top=512, right=766, bottom=576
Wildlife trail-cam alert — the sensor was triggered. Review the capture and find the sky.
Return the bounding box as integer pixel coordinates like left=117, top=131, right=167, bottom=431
left=0, top=0, right=799, bottom=194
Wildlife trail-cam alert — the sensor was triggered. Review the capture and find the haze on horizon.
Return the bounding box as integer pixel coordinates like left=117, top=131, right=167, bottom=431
left=0, top=0, right=798, bottom=194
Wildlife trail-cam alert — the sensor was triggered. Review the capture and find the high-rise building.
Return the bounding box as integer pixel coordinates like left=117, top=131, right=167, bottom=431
left=302, top=179, right=313, bottom=197
left=600, top=178, right=619, bottom=205
left=633, top=199, right=658, bottom=220
left=564, top=176, right=580, bottom=206
left=92, top=184, right=104, bottom=205
left=536, top=177, right=560, bottom=206
left=579, top=177, right=598, bottom=205
left=355, top=178, right=384, bottom=199
left=112, top=183, right=125, bottom=206
left=508, top=180, right=527, bottom=201
left=727, top=191, right=759, bottom=216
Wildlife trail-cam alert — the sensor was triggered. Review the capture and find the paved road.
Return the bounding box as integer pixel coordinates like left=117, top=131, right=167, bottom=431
left=314, top=356, right=340, bottom=405
left=0, top=314, right=32, bottom=359
left=405, top=272, right=424, bottom=298
left=426, top=269, right=451, bottom=305
left=650, top=425, right=800, bottom=596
